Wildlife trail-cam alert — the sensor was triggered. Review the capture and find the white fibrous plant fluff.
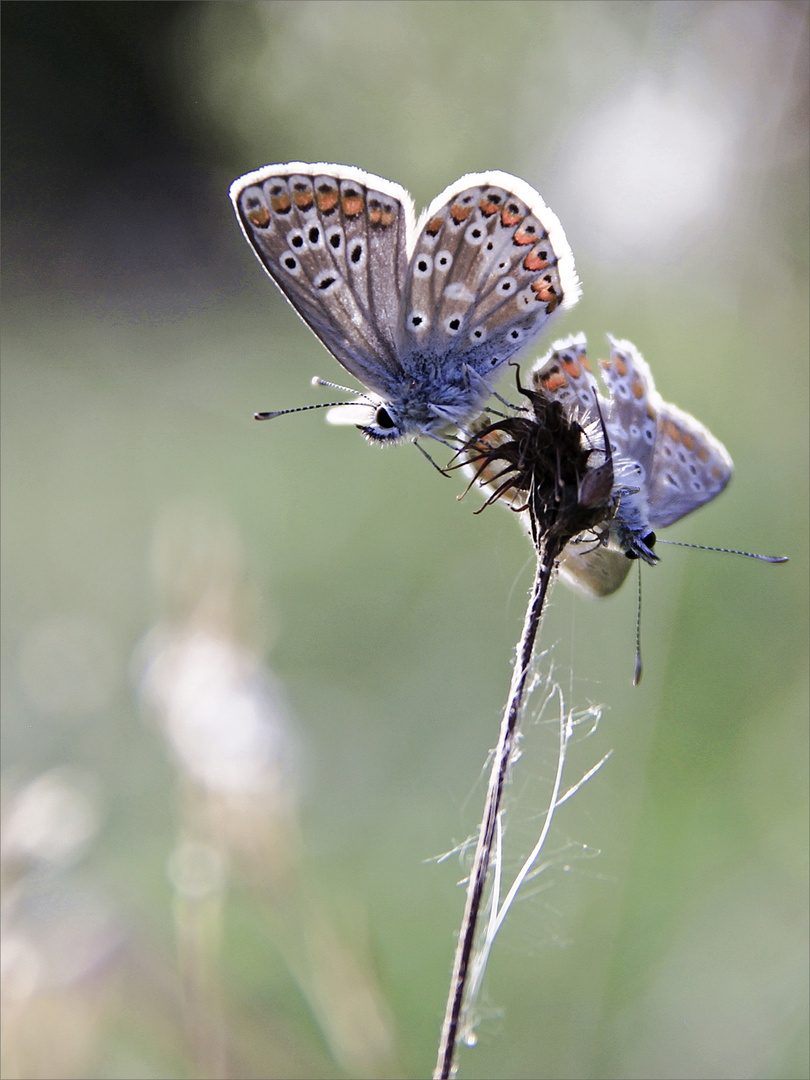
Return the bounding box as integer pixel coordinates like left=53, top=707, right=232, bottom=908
left=435, top=344, right=629, bottom=1079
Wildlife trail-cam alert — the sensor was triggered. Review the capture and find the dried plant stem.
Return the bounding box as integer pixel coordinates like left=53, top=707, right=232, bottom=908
left=434, top=540, right=557, bottom=1080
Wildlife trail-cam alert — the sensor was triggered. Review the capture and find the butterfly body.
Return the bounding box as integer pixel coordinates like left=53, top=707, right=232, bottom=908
left=230, top=163, right=580, bottom=441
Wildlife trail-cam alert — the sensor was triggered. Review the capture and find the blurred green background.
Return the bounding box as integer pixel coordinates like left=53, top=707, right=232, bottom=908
left=2, top=3, right=807, bottom=1078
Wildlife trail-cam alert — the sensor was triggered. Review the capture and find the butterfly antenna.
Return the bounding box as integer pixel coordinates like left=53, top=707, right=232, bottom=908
left=256, top=375, right=379, bottom=420
left=655, top=540, right=789, bottom=563
left=633, top=561, right=644, bottom=687
left=255, top=400, right=361, bottom=421
left=310, top=376, right=375, bottom=404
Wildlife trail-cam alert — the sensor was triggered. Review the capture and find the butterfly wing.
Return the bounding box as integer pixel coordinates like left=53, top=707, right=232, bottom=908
left=230, top=163, right=414, bottom=398
left=399, top=172, right=580, bottom=375
left=645, top=399, right=733, bottom=528
left=530, top=333, right=603, bottom=418
left=558, top=544, right=633, bottom=597
left=600, top=337, right=733, bottom=528
left=598, top=336, right=659, bottom=486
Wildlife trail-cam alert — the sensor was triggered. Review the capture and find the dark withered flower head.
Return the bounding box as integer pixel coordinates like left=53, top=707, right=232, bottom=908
left=456, top=363, right=615, bottom=554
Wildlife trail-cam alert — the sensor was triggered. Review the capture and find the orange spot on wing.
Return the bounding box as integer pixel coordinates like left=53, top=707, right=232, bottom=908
left=501, top=205, right=522, bottom=228
left=368, top=204, right=396, bottom=227
left=561, top=357, right=582, bottom=378
left=247, top=207, right=271, bottom=228
left=425, top=215, right=444, bottom=236
left=342, top=193, right=365, bottom=217
left=613, top=357, right=628, bottom=377
left=581, top=354, right=592, bottom=371
left=315, top=187, right=339, bottom=213
left=513, top=228, right=537, bottom=246
left=540, top=368, right=567, bottom=392
left=270, top=193, right=291, bottom=214
left=698, top=446, right=709, bottom=462
left=293, top=190, right=314, bottom=211
left=681, top=432, right=695, bottom=451
left=631, top=377, right=645, bottom=400
left=523, top=250, right=549, bottom=271
left=664, top=420, right=682, bottom=443
left=479, top=196, right=501, bottom=216
left=450, top=203, right=473, bottom=224
left=530, top=277, right=559, bottom=311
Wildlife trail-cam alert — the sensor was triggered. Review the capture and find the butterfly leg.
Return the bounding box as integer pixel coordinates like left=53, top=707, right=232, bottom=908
left=412, top=438, right=455, bottom=474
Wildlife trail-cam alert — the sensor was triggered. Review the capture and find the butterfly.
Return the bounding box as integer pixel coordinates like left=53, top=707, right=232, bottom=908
left=461, top=333, right=735, bottom=596
left=230, top=163, right=580, bottom=443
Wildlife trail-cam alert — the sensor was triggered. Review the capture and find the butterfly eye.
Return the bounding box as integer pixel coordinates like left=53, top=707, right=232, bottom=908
left=375, top=407, right=396, bottom=430
left=625, top=532, right=657, bottom=560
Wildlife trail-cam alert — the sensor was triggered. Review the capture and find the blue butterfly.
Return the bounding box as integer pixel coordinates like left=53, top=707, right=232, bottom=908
left=230, top=163, right=579, bottom=443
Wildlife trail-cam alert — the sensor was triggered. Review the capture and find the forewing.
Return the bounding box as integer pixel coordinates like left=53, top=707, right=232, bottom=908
left=598, top=336, right=659, bottom=484
left=530, top=333, right=604, bottom=422
left=230, top=163, right=414, bottom=397
left=399, top=172, right=580, bottom=374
